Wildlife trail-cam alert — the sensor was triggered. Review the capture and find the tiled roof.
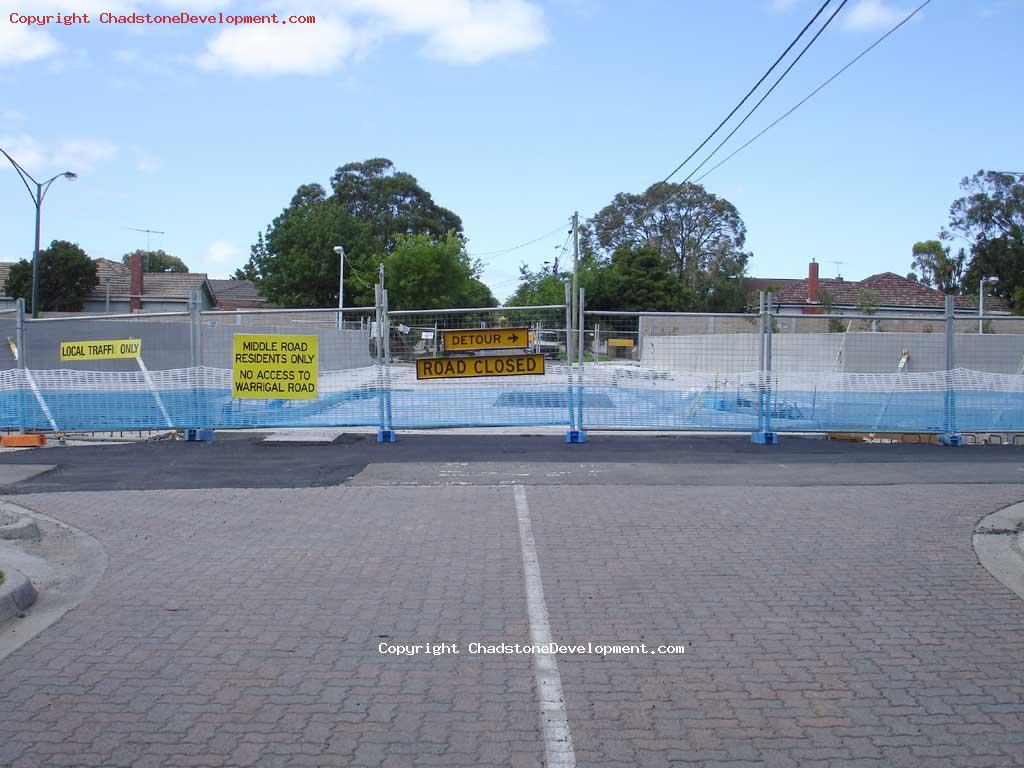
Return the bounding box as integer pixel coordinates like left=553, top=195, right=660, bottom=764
left=744, top=277, right=801, bottom=295
left=208, top=279, right=266, bottom=303
left=774, top=272, right=1011, bottom=312
left=91, top=258, right=212, bottom=301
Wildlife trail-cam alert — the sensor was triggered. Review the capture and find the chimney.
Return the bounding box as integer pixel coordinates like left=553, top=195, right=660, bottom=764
left=807, top=259, right=820, bottom=304
left=130, top=252, right=144, bottom=312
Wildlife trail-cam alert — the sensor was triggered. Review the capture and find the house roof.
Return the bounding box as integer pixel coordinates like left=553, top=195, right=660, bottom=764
left=92, top=258, right=213, bottom=302
left=208, top=279, right=266, bottom=304
left=774, top=272, right=1011, bottom=312
left=744, top=277, right=802, bottom=296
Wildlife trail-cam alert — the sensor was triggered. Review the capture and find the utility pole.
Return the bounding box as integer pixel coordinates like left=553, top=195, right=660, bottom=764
left=571, top=211, right=579, bottom=331
left=333, top=245, right=345, bottom=330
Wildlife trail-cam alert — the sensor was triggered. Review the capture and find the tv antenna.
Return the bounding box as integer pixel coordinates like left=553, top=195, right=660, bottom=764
left=830, top=260, right=845, bottom=278
left=127, top=227, right=165, bottom=251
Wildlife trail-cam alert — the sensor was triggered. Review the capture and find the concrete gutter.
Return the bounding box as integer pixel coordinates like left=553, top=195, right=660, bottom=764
left=974, top=502, right=1024, bottom=601
left=0, top=565, right=37, bottom=623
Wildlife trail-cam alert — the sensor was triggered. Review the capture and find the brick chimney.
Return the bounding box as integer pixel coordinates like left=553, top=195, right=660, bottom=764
left=130, top=252, right=144, bottom=312
left=807, top=259, right=820, bottom=304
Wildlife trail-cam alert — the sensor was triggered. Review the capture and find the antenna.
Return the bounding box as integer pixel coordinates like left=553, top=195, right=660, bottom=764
left=127, top=227, right=165, bottom=252
left=830, top=260, right=845, bottom=278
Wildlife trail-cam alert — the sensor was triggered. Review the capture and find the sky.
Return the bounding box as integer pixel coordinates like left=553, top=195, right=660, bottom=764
left=1, top=0, right=1022, bottom=301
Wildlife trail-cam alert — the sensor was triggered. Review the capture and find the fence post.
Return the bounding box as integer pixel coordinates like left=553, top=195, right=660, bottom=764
left=184, top=289, right=213, bottom=441
left=15, top=298, right=24, bottom=434
left=752, top=290, right=779, bottom=444
left=568, top=287, right=586, bottom=443
left=940, top=294, right=962, bottom=446
left=564, top=282, right=578, bottom=442
left=375, top=284, right=396, bottom=443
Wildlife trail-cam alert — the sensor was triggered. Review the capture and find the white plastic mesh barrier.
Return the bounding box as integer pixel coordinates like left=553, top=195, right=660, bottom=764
left=3, top=305, right=1024, bottom=435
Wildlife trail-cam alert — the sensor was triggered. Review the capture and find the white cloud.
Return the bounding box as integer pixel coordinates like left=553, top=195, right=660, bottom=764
left=196, top=0, right=547, bottom=76
left=0, top=22, right=61, bottom=65
left=844, top=0, right=908, bottom=30
left=0, top=110, right=25, bottom=123
left=198, top=19, right=357, bottom=76
left=770, top=0, right=801, bottom=11
left=204, top=240, right=242, bottom=264
left=0, top=134, right=116, bottom=172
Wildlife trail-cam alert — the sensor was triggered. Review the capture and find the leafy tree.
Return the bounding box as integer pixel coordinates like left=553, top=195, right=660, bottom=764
left=603, top=245, right=678, bottom=311
left=7, top=240, right=99, bottom=312
left=237, top=160, right=465, bottom=308
left=944, top=171, right=1024, bottom=308
left=383, top=233, right=496, bottom=310
left=820, top=289, right=846, bottom=333
left=587, top=181, right=750, bottom=311
left=121, top=249, right=188, bottom=273
left=857, top=287, right=881, bottom=331
left=911, top=240, right=964, bottom=292
left=505, top=261, right=569, bottom=307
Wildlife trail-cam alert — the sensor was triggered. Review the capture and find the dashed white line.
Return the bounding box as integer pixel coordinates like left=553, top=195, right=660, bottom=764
left=511, top=484, right=577, bottom=768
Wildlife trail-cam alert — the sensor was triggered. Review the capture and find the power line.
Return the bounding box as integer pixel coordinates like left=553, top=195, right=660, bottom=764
left=661, top=0, right=834, bottom=184
left=695, top=0, right=933, bottom=184
left=467, top=220, right=570, bottom=258
left=681, top=0, right=850, bottom=184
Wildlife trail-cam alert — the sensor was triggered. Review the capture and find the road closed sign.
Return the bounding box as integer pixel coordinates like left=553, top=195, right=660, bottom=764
left=232, top=334, right=318, bottom=399
left=442, top=327, right=529, bottom=351
left=60, top=339, right=141, bottom=361
left=416, top=353, right=545, bottom=380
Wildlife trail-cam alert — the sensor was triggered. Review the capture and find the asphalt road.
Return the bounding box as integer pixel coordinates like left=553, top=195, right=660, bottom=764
left=0, top=434, right=1022, bottom=494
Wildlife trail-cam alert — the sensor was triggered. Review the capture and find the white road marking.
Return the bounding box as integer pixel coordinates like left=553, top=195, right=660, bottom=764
left=512, top=484, right=577, bottom=768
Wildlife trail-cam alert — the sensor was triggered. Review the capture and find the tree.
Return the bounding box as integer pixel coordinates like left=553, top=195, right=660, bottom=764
left=603, top=245, right=678, bottom=311
left=910, top=240, right=964, bottom=292
left=121, top=249, right=188, bottom=273
left=7, top=240, right=98, bottom=312
left=382, top=233, right=496, bottom=310
left=587, top=181, right=750, bottom=311
left=945, top=171, right=1024, bottom=307
left=857, top=287, right=881, bottom=331
left=237, top=160, right=466, bottom=308
left=505, top=261, right=569, bottom=307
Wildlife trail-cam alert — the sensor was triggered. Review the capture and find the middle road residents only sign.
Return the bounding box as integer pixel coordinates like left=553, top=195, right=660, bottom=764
left=232, top=334, right=318, bottom=399
left=442, top=327, right=529, bottom=351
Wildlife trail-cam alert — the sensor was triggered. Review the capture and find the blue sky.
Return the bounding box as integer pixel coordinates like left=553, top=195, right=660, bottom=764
left=1, top=0, right=1022, bottom=301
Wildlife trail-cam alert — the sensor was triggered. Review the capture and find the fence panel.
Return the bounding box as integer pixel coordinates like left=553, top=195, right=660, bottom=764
left=198, top=307, right=379, bottom=430
left=955, top=314, right=1024, bottom=434
left=582, top=311, right=762, bottom=430
left=385, top=305, right=571, bottom=429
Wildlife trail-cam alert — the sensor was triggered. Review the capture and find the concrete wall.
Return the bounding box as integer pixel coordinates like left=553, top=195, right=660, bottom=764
left=641, top=331, right=1024, bottom=375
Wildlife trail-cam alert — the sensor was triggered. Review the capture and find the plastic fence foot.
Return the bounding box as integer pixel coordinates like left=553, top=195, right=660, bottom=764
left=376, top=429, right=397, bottom=443
left=938, top=433, right=963, bottom=447
left=565, top=429, right=587, bottom=444
left=185, top=428, right=215, bottom=442
left=751, top=431, right=779, bottom=445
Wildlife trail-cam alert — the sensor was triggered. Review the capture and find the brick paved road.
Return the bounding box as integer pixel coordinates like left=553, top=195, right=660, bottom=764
left=1, top=467, right=1024, bottom=767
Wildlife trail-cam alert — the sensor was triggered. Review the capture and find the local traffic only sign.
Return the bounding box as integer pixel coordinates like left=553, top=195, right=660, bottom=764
left=60, top=338, right=141, bottom=361
left=416, top=353, right=545, bottom=380
left=442, top=327, right=529, bottom=352
left=232, top=334, right=318, bottom=399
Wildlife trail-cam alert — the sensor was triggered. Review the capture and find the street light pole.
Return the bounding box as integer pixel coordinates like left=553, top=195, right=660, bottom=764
left=1, top=147, right=77, bottom=318
left=333, top=245, right=345, bottom=330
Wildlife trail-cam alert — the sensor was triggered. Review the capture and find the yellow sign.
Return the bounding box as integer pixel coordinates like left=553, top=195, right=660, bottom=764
left=607, top=338, right=635, bottom=348
left=232, top=334, right=318, bottom=399
left=60, top=339, right=141, bottom=361
left=442, top=327, right=529, bottom=351
left=416, top=353, right=545, bottom=380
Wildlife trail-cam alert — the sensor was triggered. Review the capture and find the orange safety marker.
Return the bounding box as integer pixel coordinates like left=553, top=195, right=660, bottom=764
left=1, top=434, right=47, bottom=447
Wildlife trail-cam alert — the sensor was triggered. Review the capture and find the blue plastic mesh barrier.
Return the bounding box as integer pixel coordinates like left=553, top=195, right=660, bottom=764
left=4, top=307, right=1024, bottom=436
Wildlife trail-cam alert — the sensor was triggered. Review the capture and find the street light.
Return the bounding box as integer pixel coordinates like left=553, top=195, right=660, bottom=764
left=333, top=245, right=345, bottom=330
left=1, top=147, right=77, bottom=318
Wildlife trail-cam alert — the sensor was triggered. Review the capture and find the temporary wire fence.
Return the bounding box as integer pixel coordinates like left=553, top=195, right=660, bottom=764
left=2, top=288, right=1024, bottom=441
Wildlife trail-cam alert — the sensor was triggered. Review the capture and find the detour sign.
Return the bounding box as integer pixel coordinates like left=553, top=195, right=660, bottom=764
left=232, top=334, right=318, bottom=400
left=61, top=339, right=141, bottom=361
left=442, top=327, right=529, bottom=351
left=416, top=353, right=545, bottom=380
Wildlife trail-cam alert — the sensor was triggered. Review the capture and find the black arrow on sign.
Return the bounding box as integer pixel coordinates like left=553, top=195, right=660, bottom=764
left=508, top=332, right=519, bottom=344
